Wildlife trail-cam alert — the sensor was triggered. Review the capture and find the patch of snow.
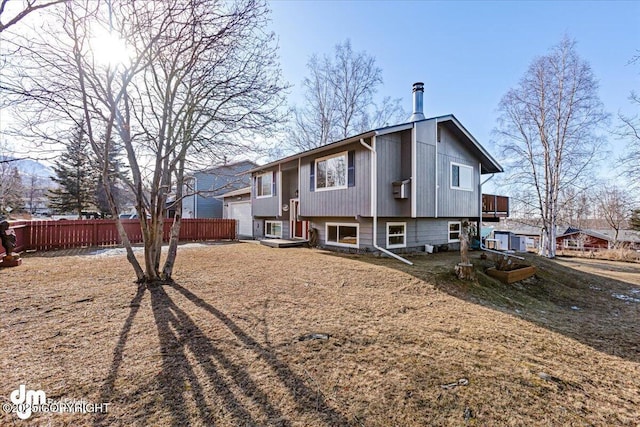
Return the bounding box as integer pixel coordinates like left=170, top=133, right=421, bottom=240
left=88, top=247, right=144, bottom=257
left=570, top=306, right=580, bottom=311
left=630, top=288, right=640, bottom=295
left=612, top=293, right=640, bottom=303
left=86, top=242, right=209, bottom=257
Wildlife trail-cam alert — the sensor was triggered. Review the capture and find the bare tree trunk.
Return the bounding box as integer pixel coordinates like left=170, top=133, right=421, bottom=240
left=163, top=157, right=186, bottom=280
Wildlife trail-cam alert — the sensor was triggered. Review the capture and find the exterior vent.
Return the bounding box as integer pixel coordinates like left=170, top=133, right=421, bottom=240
left=392, top=179, right=411, bottom=199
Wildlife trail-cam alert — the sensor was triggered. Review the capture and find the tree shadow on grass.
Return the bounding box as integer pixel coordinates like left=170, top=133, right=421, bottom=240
left=159, top=282, right=350, bottom=426
left=94, top=280, right=350, bottom=426
left=146, top=283, right=284, bottom=426
left=94, top=285, right=146, bottom=427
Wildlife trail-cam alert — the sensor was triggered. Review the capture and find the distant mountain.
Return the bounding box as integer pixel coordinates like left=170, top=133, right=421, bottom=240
left=0, top=156, right=53, bottom=179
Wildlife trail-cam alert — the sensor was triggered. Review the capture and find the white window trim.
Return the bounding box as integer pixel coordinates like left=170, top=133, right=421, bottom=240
left=386, top=222, right=406, bottom=249
left=315, top=151, right=348, bottom=192
left=256, top=172, right=273, bottom=199
left=325, top=222, right=359, bottom=248
left=265, top=220, right=282, bottom=238
left=450, top=162, right=474, bottom=192
left=563, top=238, right=581, bottom=249
left=448, top=221, right=461, bottom=243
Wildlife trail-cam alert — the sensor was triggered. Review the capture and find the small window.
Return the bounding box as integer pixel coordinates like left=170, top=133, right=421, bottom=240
left=256, top=172, right=273, bottom=198
left=316, top=152, right=347, bottom=191
left=564, top=239, right=580, bottom=249
left=265, top=220, right=282, bottom=238
left=325, top=223, right=359, bottom=248
left=448, top=221, right=461, bottom=242
left=451, top=162, right=473, bottom=191
left=387, top=222, right=406, bottom=249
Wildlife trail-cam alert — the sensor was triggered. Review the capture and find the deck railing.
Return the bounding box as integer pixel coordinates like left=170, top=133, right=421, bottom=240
left=482, top=194, right=509, bottom=219
left=1, top=218, right=236, bottom=257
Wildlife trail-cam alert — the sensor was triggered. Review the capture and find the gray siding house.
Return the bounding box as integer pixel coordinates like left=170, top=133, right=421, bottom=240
left=250, top=83, right=503, bottom=255
left=182, top=160, right=256, bottom=218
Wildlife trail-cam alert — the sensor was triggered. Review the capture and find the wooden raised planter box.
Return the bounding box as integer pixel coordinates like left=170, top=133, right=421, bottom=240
left=486, top=266, right=536, bottom=284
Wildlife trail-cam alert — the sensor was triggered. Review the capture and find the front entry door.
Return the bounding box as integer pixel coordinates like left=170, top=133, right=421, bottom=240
left=290, top=199, right=308, bottom=239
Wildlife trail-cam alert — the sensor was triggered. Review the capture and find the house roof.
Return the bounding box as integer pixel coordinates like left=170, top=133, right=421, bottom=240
left=218, top=186, right=251, bottom=198
left=429, top=115, right=503, bottom=174
left=556, top=229, right=613, bottom=241
left=249, top=115, right=502, bottom=174
left=193, top=160, right=258, bottom=176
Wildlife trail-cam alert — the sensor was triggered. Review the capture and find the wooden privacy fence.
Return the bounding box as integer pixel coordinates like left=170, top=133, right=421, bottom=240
left=1, top=218, right=236, bottom=256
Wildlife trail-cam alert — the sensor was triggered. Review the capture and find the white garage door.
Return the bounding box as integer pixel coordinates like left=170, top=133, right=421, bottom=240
left=228, top=202, right=252, bottom=237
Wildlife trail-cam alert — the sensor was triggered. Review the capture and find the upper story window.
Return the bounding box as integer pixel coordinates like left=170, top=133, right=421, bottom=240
left=309, top=150, right=356, bottom=192
left=450, top=162, right=473, bottom=191
left=256, top=172, right=273, bottom=198
left=316, top=152, right=347, bottom=191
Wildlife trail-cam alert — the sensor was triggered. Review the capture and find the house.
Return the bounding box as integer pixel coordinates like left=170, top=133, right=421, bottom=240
left=556, top=228, right=612, bottom=251
left=181, top=160, right=256, bottom=219
left=556, top=227, right=640, bottom=251
left=249, top=82, right=506, bottom=257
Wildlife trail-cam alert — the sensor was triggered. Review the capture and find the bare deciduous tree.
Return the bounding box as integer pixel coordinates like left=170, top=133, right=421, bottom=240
left=557, top=187, right=591, bottom=229
left=4, top=0, right=286, bottom=283
left=619, top=51, right=640, bottom=190
left=288, top=40, right=405, bottom=151
left=495, top=37, right=609, bottom=258
left=0, top=0, right=65, bottom=33
left=592, top=184, right=634, bottom=245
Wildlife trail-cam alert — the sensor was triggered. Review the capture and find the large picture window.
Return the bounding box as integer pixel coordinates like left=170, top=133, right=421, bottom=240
left=450, top=162, right=473, bottom=191
left=387, top=222, right=406, bottom=249
left=265, top=220, right=282, bottom=238
left=325, top=223, right=359, bottom=248
left=448, top=221, right=461, bottom=242
left=256, top=172, right=273, bottom=198
left=316, top=152, right=347, bottom=191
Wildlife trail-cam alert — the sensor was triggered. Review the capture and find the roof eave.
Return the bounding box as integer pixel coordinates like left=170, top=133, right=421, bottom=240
left=248, top=130, right=377, bottom=174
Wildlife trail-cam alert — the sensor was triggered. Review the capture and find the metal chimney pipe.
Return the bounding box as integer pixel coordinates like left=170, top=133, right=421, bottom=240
left=408, top=82, right=425, bottom=122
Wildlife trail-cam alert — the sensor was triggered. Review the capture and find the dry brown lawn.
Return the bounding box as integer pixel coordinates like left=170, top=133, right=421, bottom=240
left=0, top=243, right=639, bottom=426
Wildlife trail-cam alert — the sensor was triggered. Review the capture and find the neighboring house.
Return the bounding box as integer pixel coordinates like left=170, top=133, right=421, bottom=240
left=220, top=186, right=252, bottom=237
left=249, top=82, right=506, bottom=255
left=556, top=227, right=640, bottom=251
left=182, top=160, right=256, bottom=219
left=556, top=228, right=612, bottom=251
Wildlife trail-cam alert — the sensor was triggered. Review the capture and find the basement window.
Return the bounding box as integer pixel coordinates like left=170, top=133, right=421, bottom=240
left=448, top=221, right=461, bottom=243
left=326, top=223, right=359, bottom=248
left=265, top=220, right=282, bottom=238
left=387, top=222, right=406, bottom=249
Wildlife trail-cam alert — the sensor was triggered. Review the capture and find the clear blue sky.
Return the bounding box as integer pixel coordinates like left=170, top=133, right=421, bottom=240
left=268, top=0, right=640, bottom=158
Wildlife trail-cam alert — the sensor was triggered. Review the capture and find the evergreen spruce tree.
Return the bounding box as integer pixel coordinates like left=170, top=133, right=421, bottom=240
left=48, top=121, right=97, bottom=218
left=94, top=138, right=131, bottom=216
